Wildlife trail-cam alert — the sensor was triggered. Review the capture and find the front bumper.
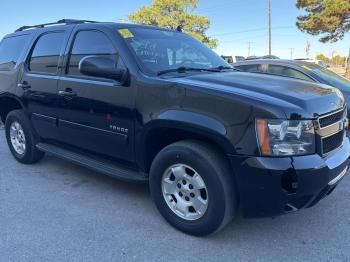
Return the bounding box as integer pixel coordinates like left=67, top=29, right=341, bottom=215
left=229, top=137, right=350, bottom=218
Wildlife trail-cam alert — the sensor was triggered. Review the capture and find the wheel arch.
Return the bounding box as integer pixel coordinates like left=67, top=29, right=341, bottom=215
left=0, top=93, right=25, bottom=123
left=136, top=110, right=235, bottom=173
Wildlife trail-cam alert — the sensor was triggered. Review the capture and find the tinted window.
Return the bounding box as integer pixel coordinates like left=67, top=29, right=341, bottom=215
left=0, top=35, right=30, bottom=71
left=235, top=64, right=260, bottom=72
left=267, top=65, right=312, bottom=81
left=29, top=32, right=65, bottom=74
left=68, top=31, right=118, bottom=76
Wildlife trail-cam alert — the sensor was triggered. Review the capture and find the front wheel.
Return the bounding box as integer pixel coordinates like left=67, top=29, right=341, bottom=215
left=149, top=140, right=237, bottom=236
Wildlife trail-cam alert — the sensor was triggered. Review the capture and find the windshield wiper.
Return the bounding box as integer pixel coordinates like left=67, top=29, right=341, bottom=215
left=157, top=65, right=241, bottom=76
left=157, top=67, right=221, bottom=76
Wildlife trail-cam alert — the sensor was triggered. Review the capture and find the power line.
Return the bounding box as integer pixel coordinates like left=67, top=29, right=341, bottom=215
left=197, top=0, right=243, bottom=12
left=218, top=33, right=268, bottom=44
left=209, top=26, right=293, bottom=37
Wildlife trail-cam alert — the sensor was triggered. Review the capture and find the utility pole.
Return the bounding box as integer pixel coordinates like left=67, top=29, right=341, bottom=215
left=268, top=0, right=272, bottom=56
left=305, top=41, right=311, bottom=58
left=247, top=42, right=253, bottom=57
left=289, top=48, right=294, bottom=59
left=346, top=47, right=350, bottom=79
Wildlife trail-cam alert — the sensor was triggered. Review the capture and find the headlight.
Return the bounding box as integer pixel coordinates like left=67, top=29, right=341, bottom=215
left=256, top=119, right=315, bottom=156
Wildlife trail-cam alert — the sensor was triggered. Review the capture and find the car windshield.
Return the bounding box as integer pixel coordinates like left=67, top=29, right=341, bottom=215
left=309, top=64, right=350, bottom=90
left=118, top=27, right=230, bottom=76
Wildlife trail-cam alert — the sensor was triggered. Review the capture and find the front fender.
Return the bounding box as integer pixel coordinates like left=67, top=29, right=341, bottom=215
left=158, top=109, right=227, bottom=136
left=135, top=109, right=237, bottom=172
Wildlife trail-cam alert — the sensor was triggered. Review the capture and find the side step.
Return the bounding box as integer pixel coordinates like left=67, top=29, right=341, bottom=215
left=36, top=143, right=147, bottom=183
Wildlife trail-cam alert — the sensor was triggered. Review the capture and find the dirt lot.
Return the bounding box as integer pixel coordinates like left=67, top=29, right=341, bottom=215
left=329, top=67, right=346, bottom=76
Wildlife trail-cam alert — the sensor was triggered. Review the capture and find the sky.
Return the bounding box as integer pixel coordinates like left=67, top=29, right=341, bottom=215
left=0, top=0, right=349, bottom=59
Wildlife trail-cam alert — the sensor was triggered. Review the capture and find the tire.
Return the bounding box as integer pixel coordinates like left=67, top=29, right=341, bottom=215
left=149, top=140, right=237, bottom=236
left=5, top=110, right=44, bottom=164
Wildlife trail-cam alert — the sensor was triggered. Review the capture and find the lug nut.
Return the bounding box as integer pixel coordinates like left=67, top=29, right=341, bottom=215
left=179, top=192, right=183, bottom=197
left=177, top=183, right=181, bottom=188
left=189, top=184, right=194, bottom=190
left=185, top=196, right=190, bottom=201
left=182, top=180, right=187, bottom=185
left=190, top=193, right=195, bottom=198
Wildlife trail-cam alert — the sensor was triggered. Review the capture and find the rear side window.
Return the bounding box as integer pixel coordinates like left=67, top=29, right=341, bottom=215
left=0, top=35, right=29, bottom=71
left=29, top=32, right=65, bottom=74
left=68, top=31, right=118, bottom=76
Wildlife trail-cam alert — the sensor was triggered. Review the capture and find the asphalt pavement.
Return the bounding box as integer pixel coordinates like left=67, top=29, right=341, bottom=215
left=0, top=127, right=349, bottom=262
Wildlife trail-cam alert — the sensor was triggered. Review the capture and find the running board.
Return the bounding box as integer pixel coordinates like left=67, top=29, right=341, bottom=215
left=36, top=143, right=147, bottom=183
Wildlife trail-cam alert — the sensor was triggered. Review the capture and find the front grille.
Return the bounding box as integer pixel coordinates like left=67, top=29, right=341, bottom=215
left=319, top=109, right=345, bottom=128
left=316, top=108, right=347, bottom=155
left=322, top=131, right=344, bottom=154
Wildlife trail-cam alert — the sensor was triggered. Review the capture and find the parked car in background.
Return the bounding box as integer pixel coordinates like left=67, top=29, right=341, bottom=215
left=234, top=59, right=350, bottom=115
left=245, top=55, right=280, bottom=60
left=295, top=58, right=329, bottom=68
left=221, top=55, right=245, bottom=64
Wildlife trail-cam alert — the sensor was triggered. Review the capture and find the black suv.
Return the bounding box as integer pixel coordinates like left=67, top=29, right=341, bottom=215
left=0, top=20, right=349, bottom=236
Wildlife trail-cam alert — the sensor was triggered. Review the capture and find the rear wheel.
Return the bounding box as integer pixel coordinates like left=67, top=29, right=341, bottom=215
left=149, top=140, right=237, bottom=236
left=5, top=110, right=44, bottom=164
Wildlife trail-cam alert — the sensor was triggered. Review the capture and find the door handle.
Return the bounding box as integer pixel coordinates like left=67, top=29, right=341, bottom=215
left=18, top=82, right=31, bottom=90
left=58, top=89, right=77, bottom=97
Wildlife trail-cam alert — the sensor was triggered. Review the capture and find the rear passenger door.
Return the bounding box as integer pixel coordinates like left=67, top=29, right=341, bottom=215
left=19, top=29, right=72, bottom=140
left=56, top=27, right=135, bottom=161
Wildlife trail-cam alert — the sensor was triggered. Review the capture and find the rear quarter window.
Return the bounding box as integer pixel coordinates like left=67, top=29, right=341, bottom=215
left=0, top=35, right=30, bottom=71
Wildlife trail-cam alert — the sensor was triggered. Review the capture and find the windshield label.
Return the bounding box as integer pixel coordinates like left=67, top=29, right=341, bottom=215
left=118, top=29, right=134, bottom=38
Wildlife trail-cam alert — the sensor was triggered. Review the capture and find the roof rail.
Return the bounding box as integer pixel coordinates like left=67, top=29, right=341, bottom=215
left=15, top=19, right=99, bottom=32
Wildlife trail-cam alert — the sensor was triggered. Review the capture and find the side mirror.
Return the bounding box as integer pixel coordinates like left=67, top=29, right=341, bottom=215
left=79, top=55, right=129, bottom=84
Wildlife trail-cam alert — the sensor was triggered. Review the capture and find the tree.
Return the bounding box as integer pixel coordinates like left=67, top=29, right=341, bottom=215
left=128, top=0, right=217, bottom=48
left=332, top=55, right=346, bottom=66
left=316, top=53, right=331, bottom=63
left=296, top=0, right=350, bottom=78
left=315, top=53, right=346, bottom=66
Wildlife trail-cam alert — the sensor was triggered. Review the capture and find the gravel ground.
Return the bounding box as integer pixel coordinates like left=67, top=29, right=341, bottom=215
left=0, top=128, right=349, bottom=262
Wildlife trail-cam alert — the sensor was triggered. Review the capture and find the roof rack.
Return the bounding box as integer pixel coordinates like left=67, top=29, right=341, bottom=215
left=15, top=19, right=99, bottom=32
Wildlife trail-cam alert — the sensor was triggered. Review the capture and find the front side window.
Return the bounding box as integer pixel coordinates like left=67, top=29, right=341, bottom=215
left=119, top=28, right=230, bottom=75
left=68, top=31, right=118, bottom=76
left=0, top=35, right=30, bottom=71
left=29, top=32, right=65, bottom=74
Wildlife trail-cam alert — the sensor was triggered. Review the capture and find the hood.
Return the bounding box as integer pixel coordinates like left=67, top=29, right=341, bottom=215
left=170, top=72, right=345, bottom=119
